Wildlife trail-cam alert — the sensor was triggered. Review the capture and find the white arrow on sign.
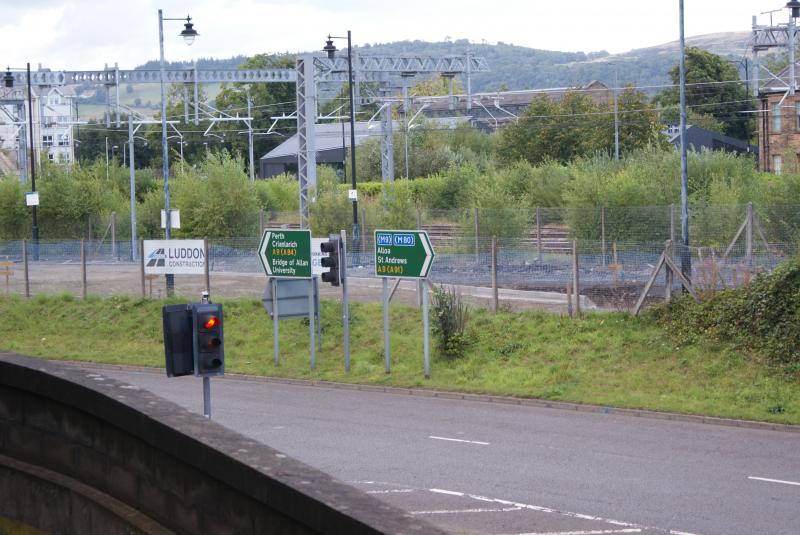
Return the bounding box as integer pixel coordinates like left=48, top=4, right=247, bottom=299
left=258, top=231, right=273, bottom=275
left=420, top=233, right=433, bottom=277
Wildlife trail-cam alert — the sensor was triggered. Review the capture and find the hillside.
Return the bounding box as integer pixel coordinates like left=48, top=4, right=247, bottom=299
left=75, top=32, right=755, bottom=120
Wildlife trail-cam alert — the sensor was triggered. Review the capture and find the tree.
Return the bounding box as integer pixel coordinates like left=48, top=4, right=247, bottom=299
left=496, top=87, right=665, bottom=165
left=496, top=92, right=607, bottom=165
left=657, top=47, right=755, bottom=141
left=214, top=54, right=297, bottom=174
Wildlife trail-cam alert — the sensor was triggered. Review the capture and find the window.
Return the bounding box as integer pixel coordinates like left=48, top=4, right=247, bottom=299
left=773, top=103, right=782, bottom=132
left=47, top=152, right=55, bottom=162
left=796, top=102, right=800, bottom=130
left=58, top=134, right=69, bottom=147
left=42, top=135, right=53, bottom=147
left=774, top=155, right=783, bottom=174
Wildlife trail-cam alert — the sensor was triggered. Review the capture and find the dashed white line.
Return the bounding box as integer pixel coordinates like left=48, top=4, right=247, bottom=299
left=366, top=489, right=415, bottom=495
left=429, top=435, right=490, bottom=445
left=412, top=506, right=521, bottom=515
left=748, top=476, right=800, bottom=487
left=430, top=488, right=465, bottom=496
left=515, top=530, right=641, bottom=535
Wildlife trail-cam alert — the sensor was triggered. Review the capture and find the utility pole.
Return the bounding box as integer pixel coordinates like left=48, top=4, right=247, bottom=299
left=678, top=0, right=691, bottom=281
left=613, top=67, right=619, bottom=161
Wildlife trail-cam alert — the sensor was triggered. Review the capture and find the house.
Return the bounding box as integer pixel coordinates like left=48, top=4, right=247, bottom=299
left=758, top=64, right=800, bottom=173
left=0, top=85, right=76, bottom=171
left=666, top=124, right=757, bottom=157
left=398, top=81, right=614, bottom=132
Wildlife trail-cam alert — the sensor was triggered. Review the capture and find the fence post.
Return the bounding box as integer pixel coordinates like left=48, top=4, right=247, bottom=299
left=536, top=206, right=542, bottom=262
left=601, top=207, right=606, bottom=267
left=473, top=207, right=480, bottom=261
left=572, top=239, right=580, bottom=316
left=23, top=239, right=30, bottom=299
left=139, top=239, right=145, bottom=298
left=746, top=202, right=753, bottom=265
left=111, top=211, right=117, bottom=260
left=81, top=238, right=87, bottom=299
left=665, top=239, right=674, bottom=303
left=491, top=236, right=498, bottom=313
left=416, top=206, right=423, bottom=307
left=204, top=238, right=211, bottom=295
left=566, top=282, right=573, bottom=317
left=670, top=203, right=676, bottom=245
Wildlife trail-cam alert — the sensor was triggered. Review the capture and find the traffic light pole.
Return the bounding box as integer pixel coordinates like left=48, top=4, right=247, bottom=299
left=200, top=291, right=212, bottom=418
left=341, top=230, right=350, bottom=372
left=202, top=376, right=211, bottom=418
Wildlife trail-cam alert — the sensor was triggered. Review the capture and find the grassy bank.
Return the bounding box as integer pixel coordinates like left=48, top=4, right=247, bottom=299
left=2, top=293, right=798, bottom=424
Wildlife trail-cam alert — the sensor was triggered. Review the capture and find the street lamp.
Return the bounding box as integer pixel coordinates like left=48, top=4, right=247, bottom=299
left=158, top=9, right=198, bottom=295
left=4, top=64, right=39, bottom=260
left=324, top=31, right=360, bottom=246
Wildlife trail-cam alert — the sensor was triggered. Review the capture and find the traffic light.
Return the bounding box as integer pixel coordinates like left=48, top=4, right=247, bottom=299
left=162, top=304, right=194, bottom=377
left=320, top=237, right=341, bottom=286
left=191, top=303, right=224, bottom=377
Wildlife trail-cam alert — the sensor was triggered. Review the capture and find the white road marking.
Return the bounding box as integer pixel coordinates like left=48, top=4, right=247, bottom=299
left=748, top=476, right=800, bottom=487
left=366, top=489, right=415, bottom=495
left=412, top=506, right=522, bottom=515
left=365, top=482, right=697, bottom=535
left=429, top=488, right=465, bottom=496
left=430, top=488, right=699, bottom=535
left=429, top=435, right=490, bottom=445
left=514, top=530, right=641, bottom=535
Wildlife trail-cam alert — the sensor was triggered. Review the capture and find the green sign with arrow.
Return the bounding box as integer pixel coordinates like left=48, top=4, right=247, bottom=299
left=374, top=230, right=435, bottom=279
left=258, top=229, right=312, bottom=278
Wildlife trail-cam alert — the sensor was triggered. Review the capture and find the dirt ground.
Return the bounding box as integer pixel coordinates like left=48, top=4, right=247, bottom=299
left=3, top=261, right=603, bottom=314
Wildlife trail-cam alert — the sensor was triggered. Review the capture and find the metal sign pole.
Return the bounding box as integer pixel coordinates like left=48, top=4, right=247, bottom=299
left=383, top=277, right=390, bottom=373
left=341, top=230, right=351, bottom=372
left=422, top=281, right=430, bottom=379
left=309, top=278, right=316, bottom=369
left=200, top=290, right=212, bottom=418
left=272, top=277, right=280, bottom=365
left=202, top=376, right=211, bottom=418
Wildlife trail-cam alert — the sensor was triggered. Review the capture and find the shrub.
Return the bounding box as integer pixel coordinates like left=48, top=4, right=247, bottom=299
left=431, top=285, right=471, bottom=359
left=648, top=258, right=800, bottom=374
left=254, top=173, right=299, bottom=212
left=310, top=167, right=352, bottom=236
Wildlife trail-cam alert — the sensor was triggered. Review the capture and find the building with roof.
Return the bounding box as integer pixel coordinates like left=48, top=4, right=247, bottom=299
left=666, top=124, right=757, bottom=157
left=758, top=64, right=800, bottom=173
left=0, top=85, right=77, bottom=174
left=399, top=81, right=613, bottom=132
left=259, top=117, right=467, bottom=178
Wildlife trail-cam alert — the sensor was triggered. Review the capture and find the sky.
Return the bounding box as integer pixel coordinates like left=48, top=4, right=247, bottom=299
left=0, top=1, right=788, bottom=71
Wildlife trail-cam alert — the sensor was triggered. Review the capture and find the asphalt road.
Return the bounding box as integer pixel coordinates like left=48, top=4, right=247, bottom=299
left=76, top=364, right=799, bottom=535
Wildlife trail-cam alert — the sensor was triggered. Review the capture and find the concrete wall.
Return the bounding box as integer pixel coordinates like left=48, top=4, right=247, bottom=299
left=0, top=353, right=447, bottom=535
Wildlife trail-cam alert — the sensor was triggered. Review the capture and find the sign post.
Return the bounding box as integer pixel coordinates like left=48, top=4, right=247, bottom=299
left=374, top=230, right=435, bottom=378
left=257, top=229, right=314, bottom=367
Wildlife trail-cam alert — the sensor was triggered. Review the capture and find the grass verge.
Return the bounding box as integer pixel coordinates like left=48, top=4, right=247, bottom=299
left=2, top=293, right=798, bottom=424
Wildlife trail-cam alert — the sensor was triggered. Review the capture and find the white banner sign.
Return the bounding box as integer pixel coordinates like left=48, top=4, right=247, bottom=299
left=311, top=237, right=329, bottom=276
left=143, top=240, right=206, bottom=275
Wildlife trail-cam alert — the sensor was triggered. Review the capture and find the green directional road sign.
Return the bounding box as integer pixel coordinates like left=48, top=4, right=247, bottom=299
left=258, top=229, right=312, bottom=278
left=374, top=229, right=435, bottom=279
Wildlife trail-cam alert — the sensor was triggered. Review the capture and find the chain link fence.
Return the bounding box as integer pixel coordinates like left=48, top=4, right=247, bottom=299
left=0, top=203, right=796, bottom=313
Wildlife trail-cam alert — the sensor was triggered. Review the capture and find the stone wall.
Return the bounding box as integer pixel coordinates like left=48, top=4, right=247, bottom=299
left=0, top=353, right=446, bottom=535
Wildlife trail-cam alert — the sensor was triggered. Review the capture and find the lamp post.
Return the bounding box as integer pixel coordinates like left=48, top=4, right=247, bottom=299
left=158, top=9, right=197, bottom=295
left=324, top=31, right=359, bottom=245
left=4, top=65, right=39, bottom=260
